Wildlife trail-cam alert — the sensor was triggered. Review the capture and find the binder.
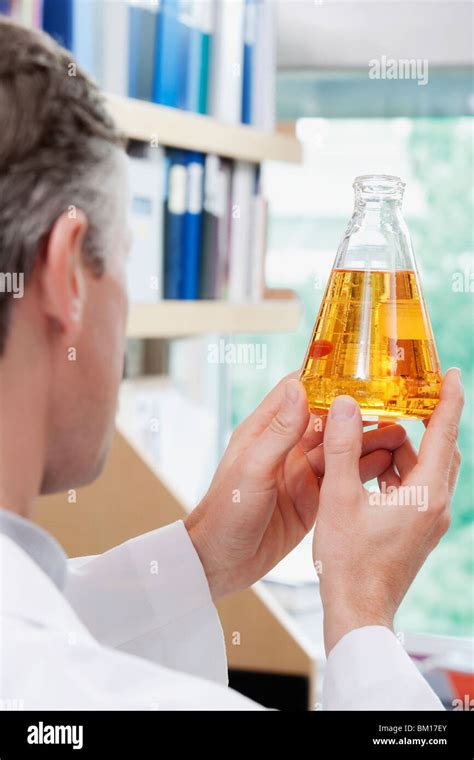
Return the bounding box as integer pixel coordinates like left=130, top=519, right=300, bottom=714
left=181, top=152, right=204, bottom=299
left=164, top=149, right=187, bottom=299
left=183, top=1, right=202, bottom=113
left=73, top=0, right=102, bottom=82
left=19, top=0, right=35, bottom=25
left=101, top=0, right=128, bottom=95
left=252, top=0, right=276, bottom=130
left=248, top=194, right=267, bottom=302
left=153, top=0, right=187, bottom=108
left=197, top=0, right=213, bottom=114
left=208, top=0, right=245, bottom=124
left=228, top=160, right=255, bottom=302
left=42, top=0, right=73, bottom=49
left=127, top=150, right=165, bottom=303
left=184, top=0, right=213, bottom=114
left=242, top=0, right=257, bottom=124
left=200, top=155, right=231, bottom=299
left=128, top=1, right=157, bottom=101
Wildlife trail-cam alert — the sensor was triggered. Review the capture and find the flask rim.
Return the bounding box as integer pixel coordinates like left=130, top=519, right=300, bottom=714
left=353, top=174, right=406, bottom=198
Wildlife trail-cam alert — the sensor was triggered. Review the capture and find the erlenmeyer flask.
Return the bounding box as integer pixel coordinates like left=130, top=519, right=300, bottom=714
left=300, top=175, right=442, bottom=420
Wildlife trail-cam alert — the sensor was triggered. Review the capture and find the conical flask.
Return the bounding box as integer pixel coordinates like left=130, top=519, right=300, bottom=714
left=300, top=175, right=442, bottom=420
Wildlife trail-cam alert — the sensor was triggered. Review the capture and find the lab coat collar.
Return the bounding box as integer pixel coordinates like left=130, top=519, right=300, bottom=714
left=0, top=507, right=67, bottom=591
left=0, top=532, right=92, bottom=640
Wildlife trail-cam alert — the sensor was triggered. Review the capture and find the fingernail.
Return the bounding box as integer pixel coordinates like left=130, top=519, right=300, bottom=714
left=452, top=367, right=462, bottom=383
left=330, top=395, right=357, bottom=420
left=285, top=380, right=300, bottom=404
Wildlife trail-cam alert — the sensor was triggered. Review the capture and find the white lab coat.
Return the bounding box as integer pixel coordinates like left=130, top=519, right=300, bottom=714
left=0, top=520, right=443, bottom=710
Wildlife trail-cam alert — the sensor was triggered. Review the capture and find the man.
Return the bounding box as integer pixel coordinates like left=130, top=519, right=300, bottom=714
left=0, top=18, right=463, bottom=710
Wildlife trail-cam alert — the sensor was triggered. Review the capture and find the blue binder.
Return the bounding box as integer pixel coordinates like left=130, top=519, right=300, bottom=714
left=153, top=0, right=187, bottom=108
left=242, top=0, right=256, bottom=124
left=128, top=3, right=156, bottom=101
left=164, top=150, right=187, bottom=299
left=42, top=0, right=73, bottom=50
left=185, top=13, right=203, bottom=113
left=181, top=152, right=204, bottom=299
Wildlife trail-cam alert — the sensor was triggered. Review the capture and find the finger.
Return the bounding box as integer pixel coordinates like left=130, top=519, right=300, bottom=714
left=377, top=421, right=417, bottom=480
left=300, top=413, right=327, bottom=453
left=359, top=424, right=406, bottom=455
left=321, top=395, right=363, bottom=499
left=359, top=449, right=393, bottom=483
left=393, top=437, right=418, bottom=480
left=285, top=446, right=321, bottom=532
left=245, top=379, right=309, bottom=479
left=448, top=445, right=462, bottom=497
left=414, top=368, right=464, bottom=490
left=300, top=416, right=382, bottom=455
left=378, top=463, right=401, bottom=490
left=305, top=423, right=405, bottom=477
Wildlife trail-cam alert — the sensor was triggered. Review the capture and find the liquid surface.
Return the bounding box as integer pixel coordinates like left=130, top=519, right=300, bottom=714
left=300, top=269, right=442, bottom=419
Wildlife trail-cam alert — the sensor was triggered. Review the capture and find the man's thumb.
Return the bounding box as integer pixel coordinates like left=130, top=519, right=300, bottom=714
left=248, top=379, right=309, bottom=476
left=323, top=395, right=363, bottom=492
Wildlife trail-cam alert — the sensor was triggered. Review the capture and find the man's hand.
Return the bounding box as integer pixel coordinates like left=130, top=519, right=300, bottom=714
left=185, top=373, right=406, bottom=601
left=313, top=368, right=464, bottom=654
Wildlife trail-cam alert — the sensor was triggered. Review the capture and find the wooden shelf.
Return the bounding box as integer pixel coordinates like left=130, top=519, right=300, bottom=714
left=127, top=297, right=303, bottom=338
left=105, top=94, right=302, bottom=164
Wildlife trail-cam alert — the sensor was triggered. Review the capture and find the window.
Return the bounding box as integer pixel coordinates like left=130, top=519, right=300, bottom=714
left=231, top=115, right=473, bottom=637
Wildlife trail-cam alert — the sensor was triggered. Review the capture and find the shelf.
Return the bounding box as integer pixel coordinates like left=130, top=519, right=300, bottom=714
left=105, top=94, right=302, bottom=164
left=126, top=297, right=303, bottom=338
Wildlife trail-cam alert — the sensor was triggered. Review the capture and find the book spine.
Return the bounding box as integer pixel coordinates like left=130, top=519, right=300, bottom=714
left=252, top=0, right=276, bottom=130
left=128, top=3, right=156, bottom=101
left=153, top=0, right=186, bottom=108
left=208, top=0, right=245, bottom=124
left=228, top=160, right=255, bottom=302
left=242, top=0, right=256, bottom=124
left=101, top=0, right=128, bottom=95
left=127, top=149, right=164, bottom=303
left=182, top=152, right=204, bottom=299
left=164, top=150, right=187, bottom=299
left=72, top=0, right=103, bottom=83
left=42, top=0, right=73, bottom=50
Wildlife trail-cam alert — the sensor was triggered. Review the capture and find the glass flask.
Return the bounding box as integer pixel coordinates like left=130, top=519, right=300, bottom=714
left=300, top=175, right=442, bottom=420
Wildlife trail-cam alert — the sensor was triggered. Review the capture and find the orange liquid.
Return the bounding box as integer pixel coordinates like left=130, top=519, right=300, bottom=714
left=300, top=269, right=442, bottom=419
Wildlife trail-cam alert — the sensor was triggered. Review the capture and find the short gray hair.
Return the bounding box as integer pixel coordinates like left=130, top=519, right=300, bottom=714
left=0, top=17, right=125, bottom=355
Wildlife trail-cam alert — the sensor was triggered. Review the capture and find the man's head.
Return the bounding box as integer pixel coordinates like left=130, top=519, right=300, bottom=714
left=0, top=18, right=130, bottom=495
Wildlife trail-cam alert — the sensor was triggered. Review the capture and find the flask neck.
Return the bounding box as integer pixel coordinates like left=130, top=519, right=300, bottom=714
left=355, top=195, right=402, bottom=211
left=353, top=174, right=405, bottom=204
left=354, top=198, right=403, bottom=230
left=352, top=174, right=405, bottom=230
left=335, top=174, right=415, bottom=272
left=354, top=175, right=405, bottom=215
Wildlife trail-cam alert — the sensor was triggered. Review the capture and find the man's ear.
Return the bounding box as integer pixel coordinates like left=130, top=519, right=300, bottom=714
left=40, top=209, right=89, bottom=342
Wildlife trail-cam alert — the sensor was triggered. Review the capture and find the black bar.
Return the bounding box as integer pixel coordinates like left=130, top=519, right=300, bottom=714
left=0, top=710, right=472, bottom=757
